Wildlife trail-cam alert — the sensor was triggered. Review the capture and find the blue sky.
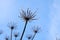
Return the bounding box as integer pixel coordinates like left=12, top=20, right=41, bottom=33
left=0, top=0, right=60, bottom=40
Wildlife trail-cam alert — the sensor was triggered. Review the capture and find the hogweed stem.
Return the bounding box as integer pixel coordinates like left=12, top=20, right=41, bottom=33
left=11, top=29, right=12, bottom=40
left=20, top=21, right=28, bottom=40
left=31, top=33, right=36, bottom=40
left=15, top=37, right=16, bottom=40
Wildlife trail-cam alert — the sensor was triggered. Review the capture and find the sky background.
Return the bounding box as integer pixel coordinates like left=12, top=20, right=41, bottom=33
left=0, top=0, right=60, bottom=40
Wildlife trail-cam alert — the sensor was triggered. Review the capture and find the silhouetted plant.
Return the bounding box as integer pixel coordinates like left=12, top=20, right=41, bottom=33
left=5, top=37, right=8, bottom=40
left=0, top=8, right=40, bottom=40
left=26, top=34, right=32, bottom=40
left=32, top=26, right=40, bottom=40
left=5, top=36, right=9, bottom=40
left=8, top=22, right=17, bottom=40
left=14, top=32, right=19, bottom=40
left=19, top=8, right=36, bottom=40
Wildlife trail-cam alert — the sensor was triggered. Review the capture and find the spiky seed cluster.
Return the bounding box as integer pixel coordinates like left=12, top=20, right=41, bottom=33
left=8, top=22, right=16, bottom=30
left=5, top=38, right=8, bottom=40
left=19, top=8, right=36, bottom=22
left=14, top=32, right=19, bottom=38
left=14, top=33, right=18, bottom=37
left=5, top=37, right=9, bottom=40
left=10, top=25, right=14, bottom=30
left=14, top=34, right=18, bottom=37
left=33, top=26, right=40, bottom=33
left=26, top=34, right=32, bottom=39
left=27, top=36, right=31, bottom=39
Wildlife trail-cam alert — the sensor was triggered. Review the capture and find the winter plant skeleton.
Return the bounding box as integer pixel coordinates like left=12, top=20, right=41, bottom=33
left=19, top=8, right=36, bottom=22
left=32, top=26, right=40, bottom=40
left=26, top=34, right=32, bottom=40
left=14, top=32, right=19, bottom=40
left=8, top=22, right=17, bottom=40
left=19, top=8, right=37, bottom=40
left=0, top=8, right=40, bottom=40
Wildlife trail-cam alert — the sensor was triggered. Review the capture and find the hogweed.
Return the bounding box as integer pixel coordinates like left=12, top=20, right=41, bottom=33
left=19, top=8, right=37, bottom=40
left=19, top=8, right=36, bottom=22
left=32, top=26, right=41, bottom=40
left=5, top=36, right=9, bottom=40
left=14, top=32, right=19, bottom=40
left=26, top=34, right=32, bottom=40
left=0, top=8, right=39, bottom=40
left=8, top=22, right=17, bottom=40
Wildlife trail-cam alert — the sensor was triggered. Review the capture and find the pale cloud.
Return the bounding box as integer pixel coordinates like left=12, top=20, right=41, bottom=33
left=48, top=0, right=60, bottom=40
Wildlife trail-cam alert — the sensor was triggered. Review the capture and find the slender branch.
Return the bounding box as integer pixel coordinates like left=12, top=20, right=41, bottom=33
left=11, top=29, right=12, bottom=40
left=20, top=21, right=28, bottom=40
left=31, top=33, right=36, bottom=40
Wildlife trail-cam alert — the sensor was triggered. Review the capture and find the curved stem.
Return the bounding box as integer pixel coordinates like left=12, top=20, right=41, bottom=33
left=11, top=29, right=12, bottom=40
left=20, top=21, right=28, bottom=40
left=31, top=33, right=36, bottom=40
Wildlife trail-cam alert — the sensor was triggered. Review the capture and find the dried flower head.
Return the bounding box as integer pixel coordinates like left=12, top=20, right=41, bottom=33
left=26, top=34, right=32, bottom=39
left=8, top=22, right=17, bottom=30
left=5, top=36, right=9, bottom=40
left=5, top=37, right=8, bottom=40
left=19, top=8, right=36, bottom=22
left=14, top=32, right=19, bottom=38
left=32, top=26, right=41, bottom=33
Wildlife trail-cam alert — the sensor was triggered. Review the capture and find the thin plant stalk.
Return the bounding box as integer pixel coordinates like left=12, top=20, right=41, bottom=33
left=20, top=21, right=28, bottom=40
left=28, top=39, right=30, bottom=40
left=31, top=33, right=36, bottom=40
left=15, top=37, right=16, bottom=40
left=11, top=29, right=13, bottom=40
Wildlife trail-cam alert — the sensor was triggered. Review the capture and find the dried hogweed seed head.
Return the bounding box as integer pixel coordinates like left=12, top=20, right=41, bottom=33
left=8, top=22, right=17, bottom=30
left=14, top=34, right=18, bottom=37
left=32, top=26, right=41, bottom=33
left=5, top=38, right=8, bottom=40
left=14, top=33, right=18, bottom=38
left=26, top=34, right=32, bottom=39
left=5, top=36, right=9, bottom=40
left=19, top=8, right=36, bottom=22
left=14, top=32, right=19, bottom=38
left=27, top=36, right=31, bottom=39
left=10, top=25, right=14, bottom=30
